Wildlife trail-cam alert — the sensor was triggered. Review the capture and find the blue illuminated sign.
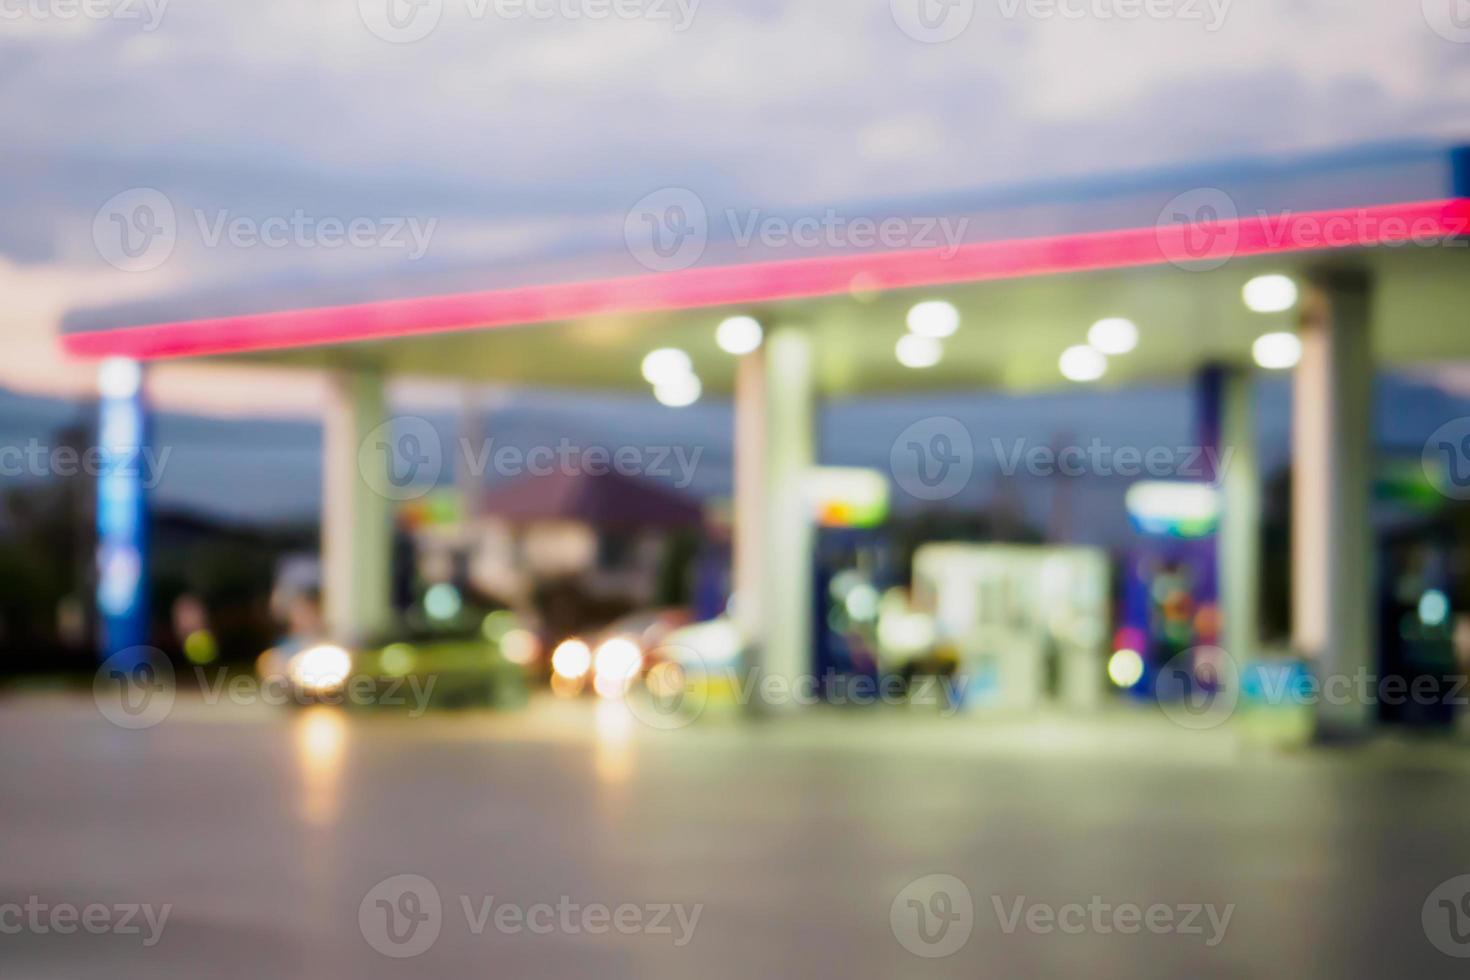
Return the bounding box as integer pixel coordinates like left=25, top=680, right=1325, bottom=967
left=96, top=360, right=149, bottom=661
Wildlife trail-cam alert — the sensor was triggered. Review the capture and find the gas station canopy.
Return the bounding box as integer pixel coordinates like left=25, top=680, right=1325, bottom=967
left=63, top=141, right=1470, bottom=395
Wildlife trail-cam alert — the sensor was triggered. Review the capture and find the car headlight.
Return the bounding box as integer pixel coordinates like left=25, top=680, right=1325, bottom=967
left=592, top=636, right=643, bottom=699
left=551, top=638, right=592, bottom=681
left=287, top=643, right=353, bottom=693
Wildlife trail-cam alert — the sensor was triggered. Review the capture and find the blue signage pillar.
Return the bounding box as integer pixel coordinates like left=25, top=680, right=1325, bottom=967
left=96, top=358, right=150, bottom=665
left=1193, top=364, right=1225, bottom=610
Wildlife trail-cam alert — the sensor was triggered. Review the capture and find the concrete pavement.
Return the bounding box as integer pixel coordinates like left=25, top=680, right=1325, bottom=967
left=3, top=693, right=1470, bottom=978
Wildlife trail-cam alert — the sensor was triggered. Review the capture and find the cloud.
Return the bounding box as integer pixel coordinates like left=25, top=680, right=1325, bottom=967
left=0, top=0, right=1464, bottom=406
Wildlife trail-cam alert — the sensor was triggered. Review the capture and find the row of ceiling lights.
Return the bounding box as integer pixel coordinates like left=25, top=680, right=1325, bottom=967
left=894, top=300, right=960, bottom=369
left=640, top=314, right=764, bottom=406
left=1058, top=273, right=1306, bottom=382
left=1243, top=274, right=1302, bottom=370
left=641, top=273, right=1308, bottom=404
left=1058, top=316, right=1139, bottom=382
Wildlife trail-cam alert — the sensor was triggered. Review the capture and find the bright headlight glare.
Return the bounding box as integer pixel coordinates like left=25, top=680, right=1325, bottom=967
left=551, top=638, right=592, bottom=680
left=288, top=644, right=353, bottom=692
left=594, top=637, right=643, bottom=683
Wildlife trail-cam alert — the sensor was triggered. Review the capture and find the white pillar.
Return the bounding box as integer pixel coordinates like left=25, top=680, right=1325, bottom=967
left=1218, top=367, right=1260, bottom=665
left=733, top=327, right=815, bottom=710
left=733, top=350, right=767, bottom=648
left=322, top=369, right=393, bottom=644
left=1292, top=269, right=1375, bottom=737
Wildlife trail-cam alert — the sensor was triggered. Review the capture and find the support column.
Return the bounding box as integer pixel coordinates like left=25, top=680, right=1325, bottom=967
left=732, top=350, right=766, bottom=649
left=322, top=369, right=393, bottom=645
left=733, top=328, right=815, bottom=710
left=1217, top=367, right=1260, bottom=665
left=1292, top=269, right=1375, bottom=737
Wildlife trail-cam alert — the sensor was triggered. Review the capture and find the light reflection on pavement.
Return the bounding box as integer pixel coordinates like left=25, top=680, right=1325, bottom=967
left=3, top=692, right=1470, bottom=978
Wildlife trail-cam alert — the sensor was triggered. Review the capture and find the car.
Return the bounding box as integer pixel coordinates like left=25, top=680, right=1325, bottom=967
left=651, top=615, right=745, bottom=705
left=546, top=608, right=693, bottom=699
left=257, top=617, right=532, bottom=711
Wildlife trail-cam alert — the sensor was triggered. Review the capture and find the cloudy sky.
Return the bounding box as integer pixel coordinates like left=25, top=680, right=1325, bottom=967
left=1, top=0, right=1468, bottom=410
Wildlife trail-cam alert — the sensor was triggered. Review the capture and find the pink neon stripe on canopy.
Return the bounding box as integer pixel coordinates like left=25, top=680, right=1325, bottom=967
left=61, top=198, right=1470, bottom=361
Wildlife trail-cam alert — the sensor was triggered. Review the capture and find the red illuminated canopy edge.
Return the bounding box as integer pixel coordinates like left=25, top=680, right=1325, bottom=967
left=62, top=198, right=1470, bottom=361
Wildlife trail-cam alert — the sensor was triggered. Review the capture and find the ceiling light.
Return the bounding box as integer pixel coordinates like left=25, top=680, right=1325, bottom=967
left=905, top=300, right=960, bottom=338
left=895, top=334, right=942, bottom=369
left=1252, top=332, right=1302, bottom=370
left=716, top=315, right=763, bottom=354
left=1243, top=274, right=1298, bottom=313
left=1059, top=345, right=1106, bottom=382
left=1087, top=317, right=1138, bottom=355
left=641, top=348, right=692, bottom=385
left=654, top=373, right=702, bottom=407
